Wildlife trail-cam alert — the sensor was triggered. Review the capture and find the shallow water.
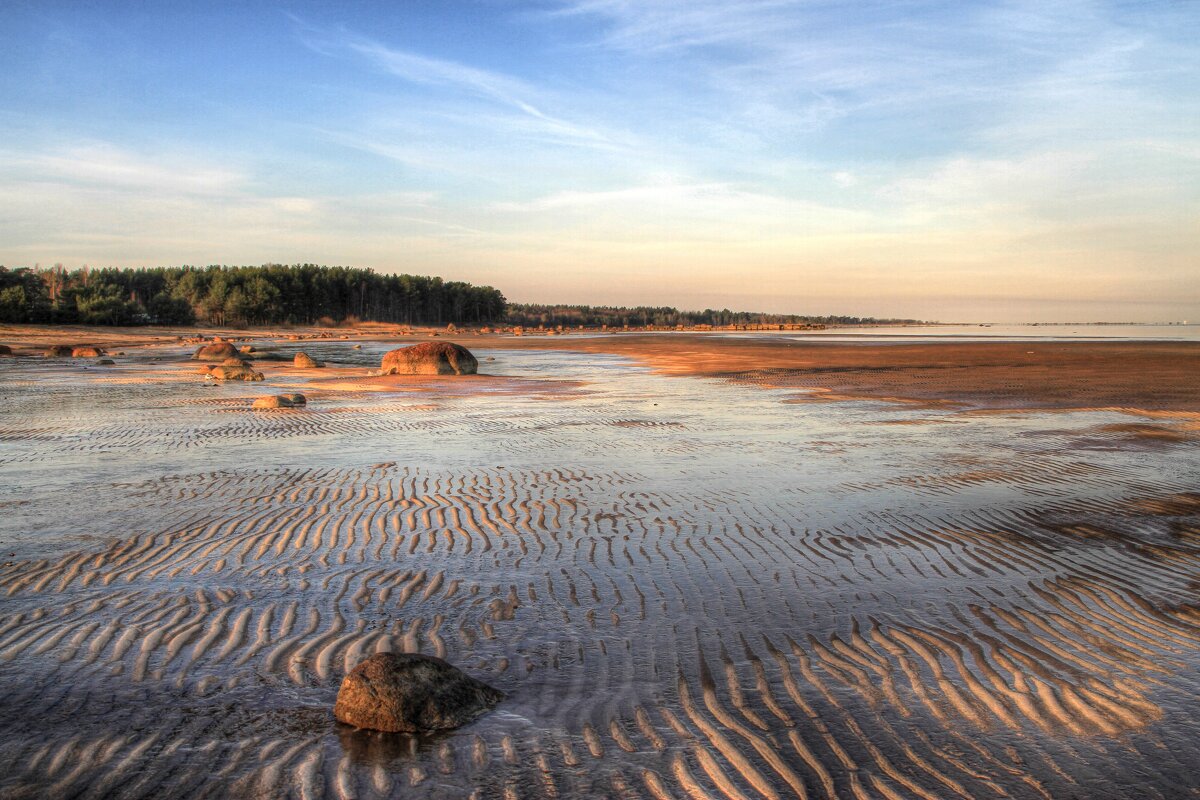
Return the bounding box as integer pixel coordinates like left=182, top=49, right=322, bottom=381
left=774, top=323, right=1200, bottom=342
left=1, top=344, right=1198, bottom=799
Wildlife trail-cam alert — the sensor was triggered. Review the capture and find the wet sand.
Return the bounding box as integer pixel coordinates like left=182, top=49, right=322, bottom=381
left=476, top=333, right=1200, bottom=411
left=1, top=328, right=1198, bottom=799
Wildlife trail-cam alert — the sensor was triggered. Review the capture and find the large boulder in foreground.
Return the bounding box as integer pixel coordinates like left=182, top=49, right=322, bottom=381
left=380, top=342, right=478, bottom=376
left=194, top=342, right=240, bottom=361
left=334, top=653, right=503, bottom=733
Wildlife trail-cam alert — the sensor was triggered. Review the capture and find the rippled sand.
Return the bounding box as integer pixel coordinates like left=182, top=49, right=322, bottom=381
left=1, top=337, right=1198, bottom=799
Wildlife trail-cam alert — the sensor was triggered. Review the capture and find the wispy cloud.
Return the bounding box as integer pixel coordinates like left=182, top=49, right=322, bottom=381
left=0, top=143, right=244, bottom=195
left=545, top=0, right=807, bottom=53
left=295, top=21, right=623, bottom=152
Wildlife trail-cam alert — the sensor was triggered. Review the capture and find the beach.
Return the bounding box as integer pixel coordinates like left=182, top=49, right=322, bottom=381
left=1, top=326, right=1198, bottom=799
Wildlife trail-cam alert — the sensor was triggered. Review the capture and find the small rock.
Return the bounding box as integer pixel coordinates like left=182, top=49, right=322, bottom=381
left=252, top=392, right=306, bottom=409
left=294, top=352, right=324, bottom=368
left=72, top=346, right=105, bottom=358
left=95, top=358, right=115, bottom=365
left=210, top=365, right=264, bottom=381
left=194, top=342, right=240, bottom=361
left=334, top=653, right=504, bottom=733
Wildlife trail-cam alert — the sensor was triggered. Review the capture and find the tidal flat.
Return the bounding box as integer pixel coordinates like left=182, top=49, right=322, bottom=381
left=1, top=330, right=1198, bottom=799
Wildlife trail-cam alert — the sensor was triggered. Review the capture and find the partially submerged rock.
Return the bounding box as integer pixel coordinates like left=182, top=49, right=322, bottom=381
left=210, top=365, right=264, bottom=381
left=194, top=342, right=240, bottom=361
left=72, top=346, right=105, bottom=358
left=294, top=352, right=324, bottom=368
left=380, top=342, right=478, bottom=376
left=95, top=358, right=115, bottom=366
left=334, top=653, right=503, bottom=733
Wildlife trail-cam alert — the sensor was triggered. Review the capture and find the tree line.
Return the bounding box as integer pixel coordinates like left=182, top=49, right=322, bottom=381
left=0, top=264, right=507, bottom=326
left=505, top=303, right=923, bottom=328
left=0, top=263, right=924, bottom=329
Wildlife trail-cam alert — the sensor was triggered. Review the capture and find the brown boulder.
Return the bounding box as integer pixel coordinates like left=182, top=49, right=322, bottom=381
left=210, top=365, right=264, bottom=381
left=334, top=653, right=503, bottom=733
left=72, top=346, right=105, bottom=358
left=194, top=342, right=240, bottom=361
left=280, top=393, right=307, bottom=406
left=294, top=352, right=324, bottom=368
left=221, top=357, right=252, bottom=368
left=380, top=342, right=478, bottom=376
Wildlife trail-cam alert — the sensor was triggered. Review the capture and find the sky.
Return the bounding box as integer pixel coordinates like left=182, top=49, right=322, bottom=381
left=0, top=1, right=1197, bottom=322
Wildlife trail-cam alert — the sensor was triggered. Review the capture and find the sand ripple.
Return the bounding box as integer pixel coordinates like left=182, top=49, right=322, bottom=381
left=0, top=347, right=1198, bottom=798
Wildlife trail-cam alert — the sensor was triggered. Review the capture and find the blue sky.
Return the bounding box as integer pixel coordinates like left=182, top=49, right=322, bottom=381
left=1, top=0, right=1197, bottom=321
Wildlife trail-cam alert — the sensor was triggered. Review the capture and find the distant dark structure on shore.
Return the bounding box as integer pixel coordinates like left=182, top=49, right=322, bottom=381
left=1, top=263, right=923, bottom=329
